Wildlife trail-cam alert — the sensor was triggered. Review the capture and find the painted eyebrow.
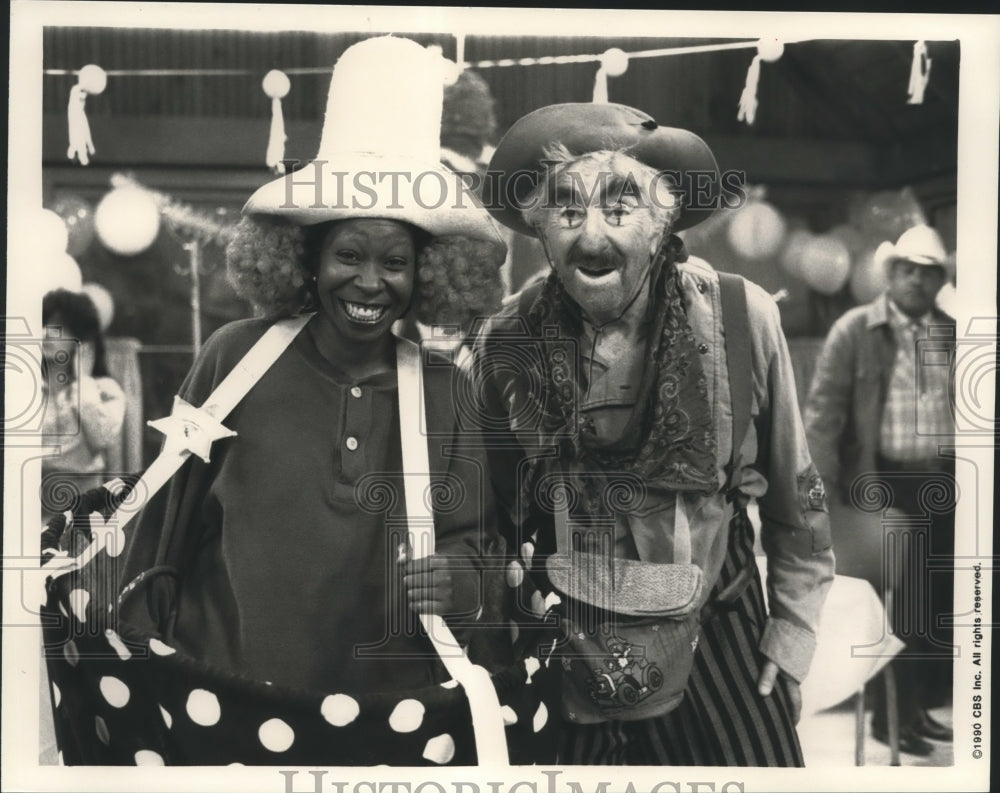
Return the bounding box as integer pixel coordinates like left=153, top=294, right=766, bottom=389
left=551, top=183, right=580, bottom=205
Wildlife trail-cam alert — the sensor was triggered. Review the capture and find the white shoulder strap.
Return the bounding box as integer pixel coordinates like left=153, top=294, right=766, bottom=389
left=46, top=315, right=312, bottom=582
left=395, top=336, right=509, bottom=768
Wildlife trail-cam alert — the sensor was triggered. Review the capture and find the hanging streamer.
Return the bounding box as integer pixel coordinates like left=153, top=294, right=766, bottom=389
left=907, top=41, right=931, bottom=105
left=262, top=70, right=291, bottom=174
left=66, top=64, right=107, bottom=165
left=737, top=39, right=783, bottom=127
left=592, top=63, right=609, bottom=104
left=737, top=54, right=761, bottom=126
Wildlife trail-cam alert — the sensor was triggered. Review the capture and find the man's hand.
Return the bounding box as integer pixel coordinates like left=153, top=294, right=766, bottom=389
left=758, top=659, right=802, bottom=724
left=401, top=555, right=478, bottom=617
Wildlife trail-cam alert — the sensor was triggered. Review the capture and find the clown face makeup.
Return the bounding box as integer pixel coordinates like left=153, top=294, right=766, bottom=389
left=533, top=154, right=671, bottom=326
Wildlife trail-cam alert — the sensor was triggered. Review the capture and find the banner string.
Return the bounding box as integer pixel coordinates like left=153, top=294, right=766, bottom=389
left=43, top=38, right=815, bottom=77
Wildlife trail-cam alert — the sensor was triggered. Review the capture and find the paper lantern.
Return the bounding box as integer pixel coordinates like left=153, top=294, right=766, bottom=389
left=81, top=283, right=115, bottom=331
left=50, top=194, right=96, bottom=257
left=757, top=39, right=785, bottom=62
left=39, top=209, right=69, bottom=256
left=78, top=64, right=108, bottom=95
left=779, top=229, right=812, bottom=277
left=95, top=187, right=161, bottom=256
left=799, top=234, right=851, bottom=295
left=935, top=281, right=957, bottom=317
left=851, top=187, right=927, bottom=242
left=849, top=245, right=891, bottom=304
left=727, top=201, right=787, bottom=261
left=41, top=253, right=83, bottom=295
left=827, top=223, right=865, bottom=257
left=261, top=69, right=290, bottom=100
left=600, top=48, right=629, bottom=77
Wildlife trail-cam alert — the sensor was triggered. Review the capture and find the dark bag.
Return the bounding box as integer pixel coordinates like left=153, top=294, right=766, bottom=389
left=544, top=272, right=754, bottom=723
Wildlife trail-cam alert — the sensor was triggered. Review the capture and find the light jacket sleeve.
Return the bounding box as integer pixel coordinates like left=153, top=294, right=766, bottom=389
left=802, top=313, right=858, bottom=501
left=745, top=286, right=835, bottom=682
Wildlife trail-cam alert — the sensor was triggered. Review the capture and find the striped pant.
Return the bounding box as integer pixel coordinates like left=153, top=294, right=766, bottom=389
left=559, top=509, right=804, bottom=766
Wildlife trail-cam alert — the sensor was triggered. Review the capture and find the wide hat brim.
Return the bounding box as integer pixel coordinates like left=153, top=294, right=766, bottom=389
left=873, top=224, right=949, bottom=271
left=485, top=103, right=720, bottom=237
left=243, top=154, right=505, bottom=245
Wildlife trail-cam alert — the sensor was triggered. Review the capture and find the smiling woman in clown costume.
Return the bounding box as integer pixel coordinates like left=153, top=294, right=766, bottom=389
left=117, top=37, right=507, bottom=701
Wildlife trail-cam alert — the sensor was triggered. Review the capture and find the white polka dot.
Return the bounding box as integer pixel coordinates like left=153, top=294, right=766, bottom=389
left=530, top=590, right=546, bottom=618
left=439, top=679, right=460, bottom=689
left=388, top=699, right=425, bottom=733
left=100, top=676, right=130, bottom=708
left=228, top=762, right=244, bottom=766
left=52, top=682, right=61, bottom=708
left=149, top=638, right=176, bottom=656
left=95, top=715, right=110, bottom=745
left=159, top=704, right=173, bottom=729
left=524, top=657, right=541, bottom=683
left=134, top=749, right=164, bottom=766
left=501, top=705, right=518, bottom=726
left=320, top=694, right=360, bottom=727
left=258, top=718, right=295, bottom=752
left=422, top=733, right=456, bottom=764
left=104, top=525, right=127, bottom=558
left=57, top=750, right=64, bottom=766
left=506, top=560, right=525, bottom=588
left=509, top=620, right=520, bottom=644
left=186, top=689, right=221, bottom=726
left=520, top=542, right=535, bottom=570
left=69, top=588, right=90, bottom=623
left=63, top=640, right=80, bottom=667
left=532, top=701, right=548, bottom=733
left=105, top=629, right=132, bottom=660
left=543, top=592, right=562, bottom=611
left=57, top=600, right=69, bottom=619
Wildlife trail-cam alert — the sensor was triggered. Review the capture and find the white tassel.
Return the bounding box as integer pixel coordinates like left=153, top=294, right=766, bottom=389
left=67, top=84, right=95, bottom=165
left=737, top=54, right=762, bottom=126
left=66, top=65, right=106, bottom=165
left=262, top=70, right=291, bottom=174
left=592, top=63, right=609, bottom=104
left=907, top=41, right=932, bottom=105
left=266, top=97, right=286, bottom=174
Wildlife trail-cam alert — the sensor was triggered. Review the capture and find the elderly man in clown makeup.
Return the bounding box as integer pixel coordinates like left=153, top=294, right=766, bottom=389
left=474, top=103, right=834, bottom=766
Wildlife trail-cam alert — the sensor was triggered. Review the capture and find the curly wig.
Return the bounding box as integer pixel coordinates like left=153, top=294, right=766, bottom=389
left=226, top=215, right=506, bottom=331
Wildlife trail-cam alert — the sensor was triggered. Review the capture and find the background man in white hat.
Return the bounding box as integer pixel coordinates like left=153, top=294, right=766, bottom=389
left=805, top=223, right=955, bottom=757
left=474, top=103, right=834, bottom=766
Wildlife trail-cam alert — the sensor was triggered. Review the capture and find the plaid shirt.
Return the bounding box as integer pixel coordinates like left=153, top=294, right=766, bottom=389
left=878, top=299, right=955, bottom=463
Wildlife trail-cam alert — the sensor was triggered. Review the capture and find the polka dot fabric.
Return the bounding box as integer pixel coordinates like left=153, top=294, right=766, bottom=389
left=41, top=482, right=561, bottom=765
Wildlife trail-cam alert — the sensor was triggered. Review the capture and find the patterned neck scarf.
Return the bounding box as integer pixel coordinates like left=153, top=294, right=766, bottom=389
left=521, top=233, right=718, bottom=514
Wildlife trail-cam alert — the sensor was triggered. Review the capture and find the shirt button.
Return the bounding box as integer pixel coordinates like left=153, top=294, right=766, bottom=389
left=345, top=436, right=359, bottom=451
left=350, top=386, right=362, bottom=398
left=698, top=343, right=709, bottom=354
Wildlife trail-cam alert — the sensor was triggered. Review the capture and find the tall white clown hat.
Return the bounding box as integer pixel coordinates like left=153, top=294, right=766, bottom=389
left=244, top=36, right=503, bottom=245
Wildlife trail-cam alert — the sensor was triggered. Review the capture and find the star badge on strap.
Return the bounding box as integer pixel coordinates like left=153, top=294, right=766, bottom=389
left=147, top=396, right=237, bottom=463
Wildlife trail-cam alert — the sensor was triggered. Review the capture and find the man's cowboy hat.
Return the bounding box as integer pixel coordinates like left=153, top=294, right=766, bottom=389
left=485, top=102, right=720, bottom=237
left=244, top=36, right=503, bottom=245
left=874, top=224, right=948, bottom=269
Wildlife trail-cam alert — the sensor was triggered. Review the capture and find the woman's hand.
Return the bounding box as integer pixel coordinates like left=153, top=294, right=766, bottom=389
left=401, top=554, right=479, bottom=618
